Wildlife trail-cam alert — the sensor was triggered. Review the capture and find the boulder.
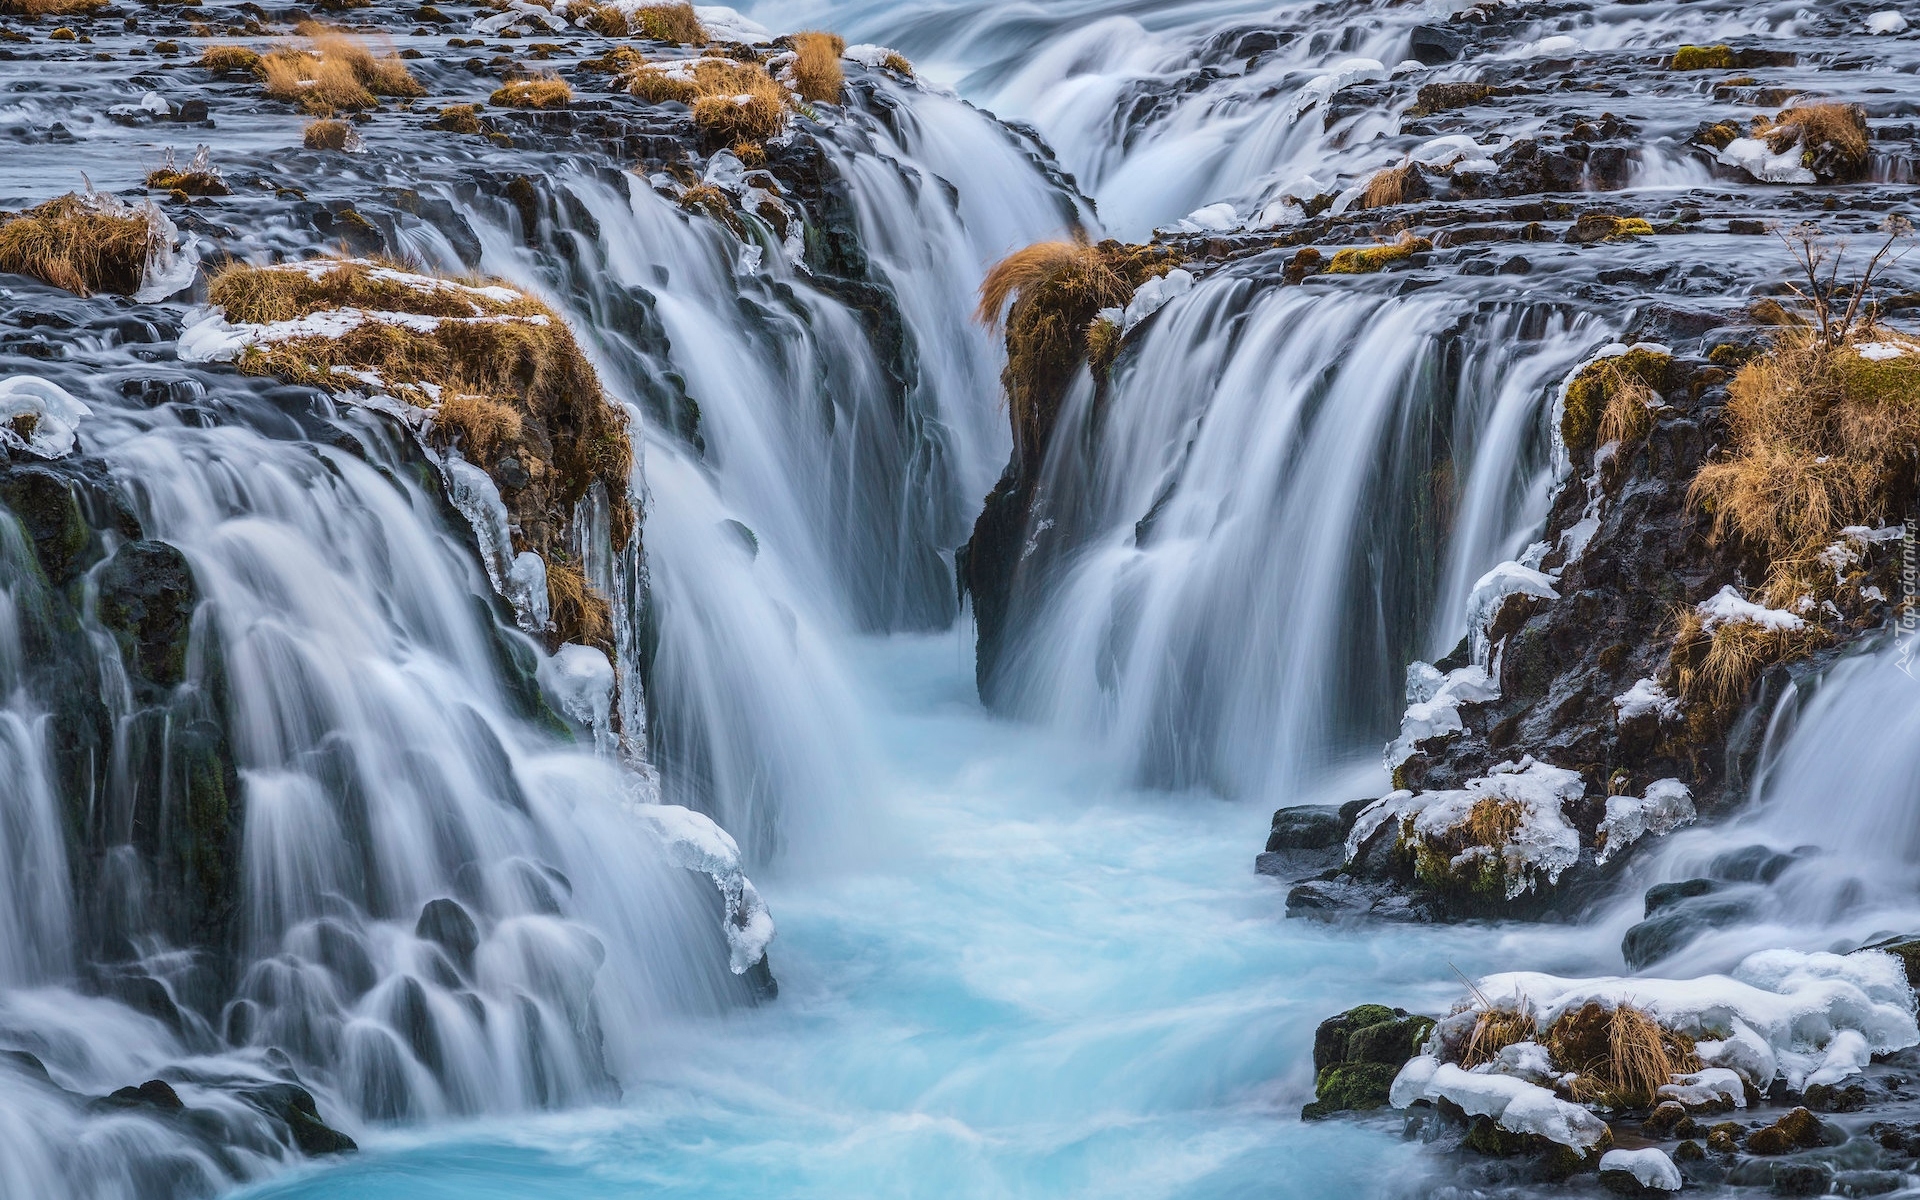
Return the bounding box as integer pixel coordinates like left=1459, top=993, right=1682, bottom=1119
left=1302, top=1004, right=1435, bottom=1119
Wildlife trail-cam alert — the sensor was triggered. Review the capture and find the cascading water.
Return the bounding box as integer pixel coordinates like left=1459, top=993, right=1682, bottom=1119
left=2, top=0, right=1917, bottom=1195
left=991, top=279, right=1595, bottom=797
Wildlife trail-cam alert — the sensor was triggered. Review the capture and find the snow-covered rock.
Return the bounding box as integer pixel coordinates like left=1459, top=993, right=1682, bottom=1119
left=1596, top=779, right=1695, bottom=865
left=1465, top=560, right=1559, bottom=664
left=1598, top=1147, right=1681, bottom=1191
left=1347, top=757, right=1585, bottom=898
left=1658, top=1066, right=1745, bottom=1108
left=1613, top=677, right=1680, bottom=722
left=1867, top=10, right=1909, bottom=34
left=1391, top=1059, right=1610, bottom=1149
left=1385, top=663, right=1497, bottom=768
left=1717, top=136, right=1817, bottom=184
left=1121, top=268, right=1194, bottom=332
left=0, top=376, right=91, bottom=460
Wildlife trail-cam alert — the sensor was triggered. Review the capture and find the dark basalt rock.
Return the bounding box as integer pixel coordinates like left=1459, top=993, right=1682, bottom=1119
left=416, top=897, right=481, bottom=977
left=97, top=539, right=198, bottom=699
left=241, top=1083, right=357, bottom=1156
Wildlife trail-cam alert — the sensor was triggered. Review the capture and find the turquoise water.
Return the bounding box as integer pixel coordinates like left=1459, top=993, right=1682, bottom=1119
left=234, top=632, right=1591, bottom=1200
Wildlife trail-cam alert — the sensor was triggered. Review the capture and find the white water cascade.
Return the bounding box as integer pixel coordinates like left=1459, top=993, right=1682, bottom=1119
left=1, top=0, right=1916, bottom=1195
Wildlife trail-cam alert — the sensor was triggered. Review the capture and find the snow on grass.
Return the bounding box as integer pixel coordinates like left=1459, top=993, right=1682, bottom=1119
left=1349, top=757, right=1585, bottom=898
left=1473, top=948, right=1918, bottom=1091
left=1696, top=584, right=1805, bottom=633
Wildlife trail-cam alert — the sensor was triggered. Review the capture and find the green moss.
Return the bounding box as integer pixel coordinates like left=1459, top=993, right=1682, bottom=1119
left=1671, top=44, right=1734, bottom=71
left=1834, top=346, right=1920, bottom=409
left=1302, top=1062, right=1400, bottom=1119
left=1326, top=236, right=1432, bottom=275
left=1561, top=348, right=1673, bottom=459
left=1347, top=1014, right=1435, bottom=1065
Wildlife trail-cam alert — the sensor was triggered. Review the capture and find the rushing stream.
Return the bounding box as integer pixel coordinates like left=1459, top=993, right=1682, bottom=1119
left=2, top=0, right=1918, bottom=1195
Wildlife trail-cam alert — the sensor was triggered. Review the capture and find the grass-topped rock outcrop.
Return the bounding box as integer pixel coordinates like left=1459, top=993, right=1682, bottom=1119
left=186, top=257, right=634, bottom=654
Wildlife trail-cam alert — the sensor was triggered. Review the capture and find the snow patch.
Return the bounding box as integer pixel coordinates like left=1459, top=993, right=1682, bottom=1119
left=1121, top=268, right=1193, bottom=332
left=1349, top=757, right=1585, bottom=898
left=1613, top=677, right=1680, bottom=722
left=1595, top=779, right=1695, bottom=865
left=1717, top=136, right=1817, bottom=184
left=0, top=376, right=92, bottom=460
left=1696, top=584, right=1805, bottom=633
left=1658, top=1066, right=1746, bottom=1108
left=1392, top=1060, right=1610, bottom=1149
left=1465, top=560, right=1559, bottom=664
left=1599, top=1147, right=1681, bottom=1191
left=1385, top=662, right=1497, bottom=768
left=1868, top=10, right=1909, bottom=34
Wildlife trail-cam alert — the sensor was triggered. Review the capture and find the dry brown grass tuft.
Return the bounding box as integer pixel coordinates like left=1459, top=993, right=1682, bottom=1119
left=1360, top=162, right=1415, bottom=210
left=546, top=559, right=613, bottom=650
left=1462, top=796, right=1524, bottom=850
left=434, top=393, right=523, bottom=462
left=1670, top=605, right=1821, bottom=707
left=1690, top=330, right=1920, bottom=559
left=1459, top=1007, right=1538, bottom=1069
left=1759, top=102, right=1870, bottom=180
left=628, top=57, right=791, bottom=142
left=577, top=0, right=627, bottom=36
left=208, top=257, right=636, bottom=558
left=0, top=0, right=105, bottom=14
left=789, top=31, right=845, bottom=104
left=881, top=50, right=913, bottom=76
left=302, top=118, right=355, bottom=150
left=199, top=44, right=264, bottom=74
left=428, top=103, right=484, bottom=134
left=677, top=183, right=744, bottom=236
left=491, top=77, right=572, bottom=109
left=1085, top=315, right=1122, bottom=377
left=1562, top=348, right=1671, bottom=461
left=1591, top=357, right=1662, bottom=447
left=260, top=32, right=424, bottom=115
left=580, top=43, right=643, bottom=73
left=0, top=193, right=164, bottom=297
left=731, top=139, right=766, bottom=166
left=977, top=239, right=1179, bottom=459
left=1545, top=1002, right=1698, bottom=1109
left=633, top=1, right=705, bottom=44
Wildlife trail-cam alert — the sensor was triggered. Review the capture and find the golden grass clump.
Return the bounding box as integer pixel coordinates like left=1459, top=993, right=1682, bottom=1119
left=1758, top=102, right=1870, bottom=180
left=677, top=183, right=744, bottom=236
left=627, top=57, right=792, bottom=142
left=1670, top=604, right=1821, bottom=708
left=1085, top=315, right=1122, bottom=377
left=1459, top=1006, right=1538, bottom=1069
left=1325, top=232, right=1433, bottom=275
left=0, top=0, right=105, bottom=14
left=577, top=0, right=628, bottom=36
left=1690, top=330, right=1920, bottom=560
left=633, top=1, right=706, bottom=44
left=302, top=118, right=356, bottom=150
left=428, top=103, right=484, bottom=134
left=1544, top=1002, right=1699, bottom=1109
left=206, top=257, right=637, bottom=560
left=580, top=43, right=644, bottom=73
left=0, top=193, right=163, bottom=297
left=881, top=50, right=913, bottom=77
left=977, top=239, right=1180, bottom=460
left=788, top=30, right=845, bottom=104
left=434, top=393, right=523, bottom=462
left=199, top=44, right=263, bottom=74
left=491, top=77, right=572, bottom=109
left=260, top=32, right=425, bottom=115
left=1359, top=162, right=1416, bottom=210
left=689, top=61, right=788, bottom=144
left=1561, top=348, right=1671, bottom=461
left=545, top=559, right=614, bottom=651
left=1669, top=44, right=1734, bottom=71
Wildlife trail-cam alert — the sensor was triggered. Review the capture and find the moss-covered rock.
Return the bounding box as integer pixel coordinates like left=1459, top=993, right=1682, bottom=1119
left=1303, top=1004, right=1434, bottom=1118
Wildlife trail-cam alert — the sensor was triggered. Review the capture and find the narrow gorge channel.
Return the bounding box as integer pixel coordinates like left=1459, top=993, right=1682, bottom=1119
left=0, top=0, right=1917, bottom=1196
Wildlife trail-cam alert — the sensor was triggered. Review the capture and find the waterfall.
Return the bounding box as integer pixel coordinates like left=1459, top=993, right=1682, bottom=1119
left=991, top=275, right=1597, bottom=798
